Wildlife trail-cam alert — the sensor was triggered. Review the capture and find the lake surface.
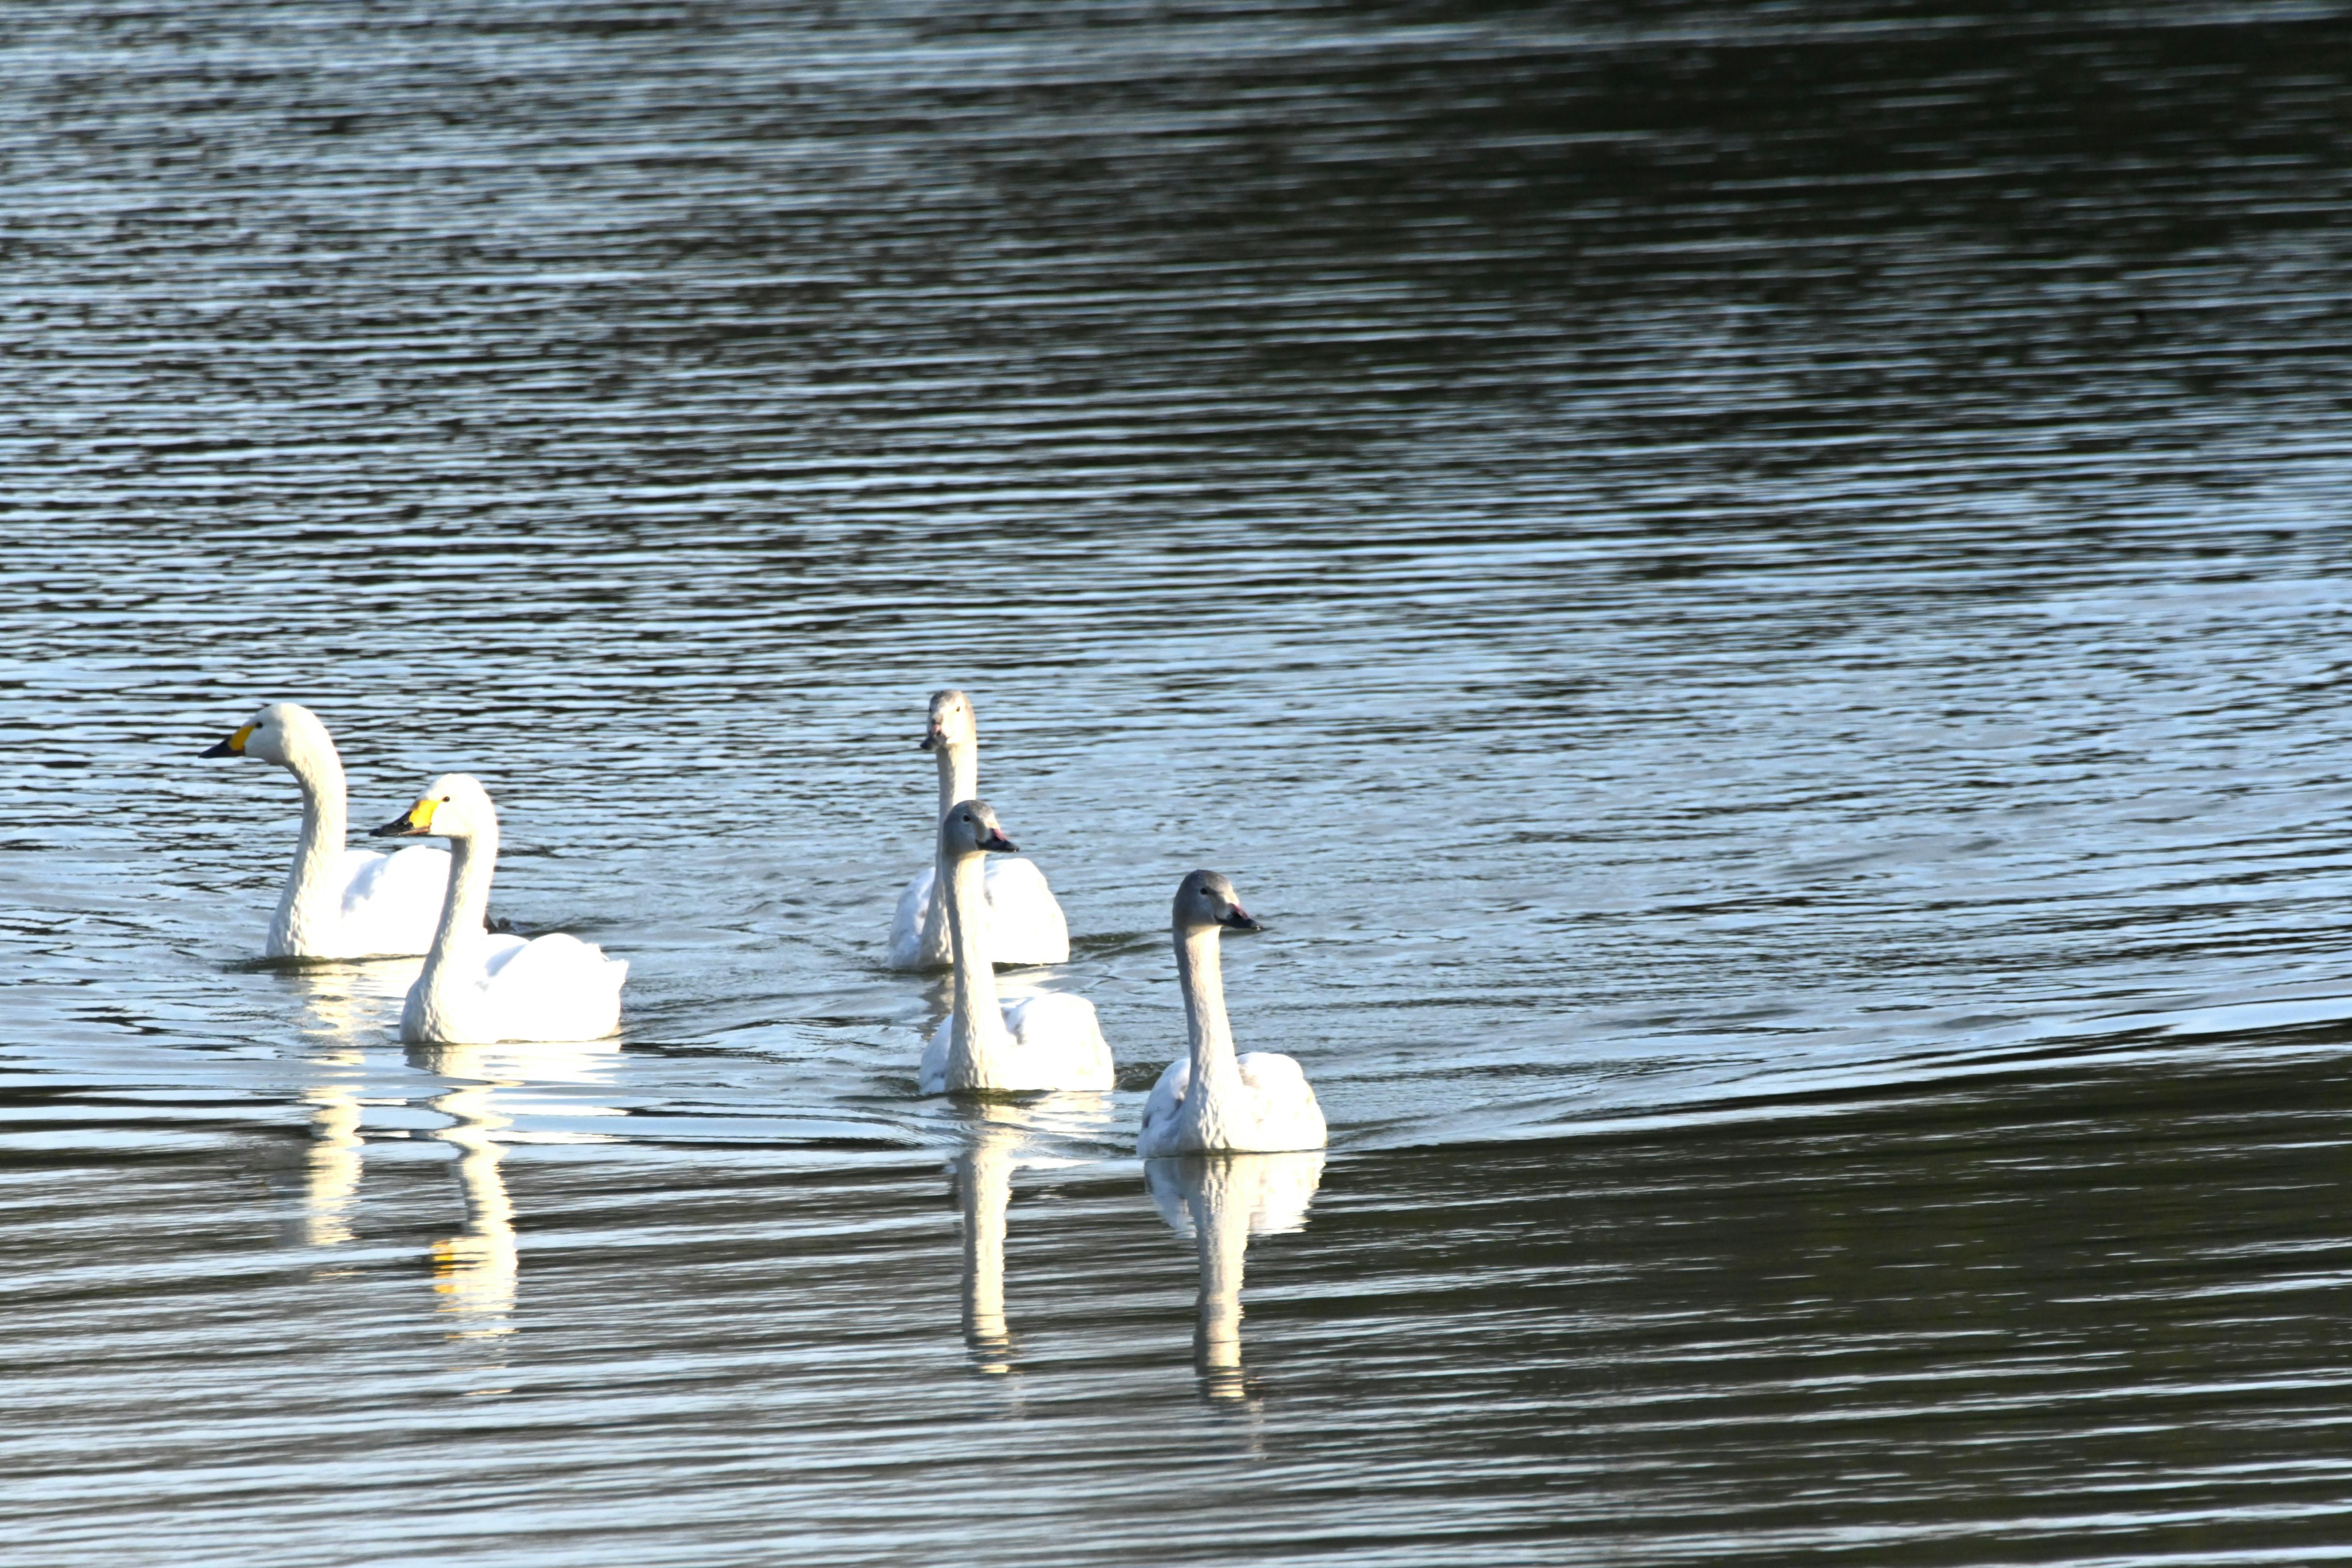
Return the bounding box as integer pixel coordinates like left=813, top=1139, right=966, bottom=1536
left=7, top=1, right=2352, bottom=1561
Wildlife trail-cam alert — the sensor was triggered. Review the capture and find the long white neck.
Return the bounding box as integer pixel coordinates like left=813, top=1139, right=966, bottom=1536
left=934, top=737, right=979, bottom=820
left=418, top=824, right=497, bottom=1003
left=268, top=738, right=350, bottom=957
left=943, top=847, right=1010, bottom=1088
left=922, top=739, right=982, bottom=954
left=1178, top=925, right=1244, bottom=1113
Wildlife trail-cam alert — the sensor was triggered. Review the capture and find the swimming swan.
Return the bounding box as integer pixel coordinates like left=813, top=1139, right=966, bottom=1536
left=369, top=775, right=626, bottom=1045
left=202, top=702, right=451, bottom=959
left=1137, top=872, right=1326, bottom=1156
left=888, top=689, right=1070, bottom=970
left=919, top=799, right=1112, bottom=1095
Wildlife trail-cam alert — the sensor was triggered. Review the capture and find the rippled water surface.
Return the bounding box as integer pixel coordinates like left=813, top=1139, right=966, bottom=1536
left=8, top=1, right=2352, bottom=1562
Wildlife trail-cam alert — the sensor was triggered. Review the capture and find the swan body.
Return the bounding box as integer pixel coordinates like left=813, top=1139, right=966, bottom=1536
left=1137, top=872, right=1326, bottom=1157
left=202, top=702, right=451, bottom=959
left=888, top=689, right=1070, bottom=970
left=371, top=774, right=625, bottom=1045
left=919, top=799, right=1111, bottom=1095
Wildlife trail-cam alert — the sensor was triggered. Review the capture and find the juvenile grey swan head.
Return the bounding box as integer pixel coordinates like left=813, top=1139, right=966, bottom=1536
left=940, top=797, right=1018, bottom=858
left=1175, top=870, right=1263, bottom=934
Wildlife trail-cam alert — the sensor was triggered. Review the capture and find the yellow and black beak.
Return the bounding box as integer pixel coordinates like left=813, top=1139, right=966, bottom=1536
left=201, top=722, right=256, bottom=759
left=369, top=797, right=440, bottom=838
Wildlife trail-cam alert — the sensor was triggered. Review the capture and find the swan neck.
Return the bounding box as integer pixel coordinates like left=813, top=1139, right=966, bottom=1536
left=1178, top=925, right=1240, bottom=1091
left=271, top=739, right=350, bottom=954
left=421, top=826, right=497, bottom=984
left=935, top=739, right=978, bottom=820
left=945, top=848, right=1008, bottom=1080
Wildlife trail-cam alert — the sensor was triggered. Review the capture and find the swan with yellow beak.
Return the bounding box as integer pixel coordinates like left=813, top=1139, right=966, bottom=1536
left=370, top=774, right=626, bottom=1044
left=201, top=701, right=451, bottom=959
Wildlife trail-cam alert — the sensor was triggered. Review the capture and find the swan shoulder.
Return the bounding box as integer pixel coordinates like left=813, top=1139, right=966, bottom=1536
left=1235, top=1050, right=1313, bottom=1096
left=459, top=931, right=626, bottom=1042
left=486, top=930, right=624, bottom=990
left=1004, top=991, right=1113, bottom=1089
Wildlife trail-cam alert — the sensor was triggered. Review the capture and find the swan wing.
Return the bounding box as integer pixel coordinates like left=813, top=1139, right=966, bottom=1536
left=1001, top=992, right=1114, bottom=1091
left=1235, top=1051, right=1328, bottom=1153
left=480, top=932, right=625, bottom=1041
left=919, top=1015, right=952, bottom=1096
left=887, top=865, right=938, bottom=970
left=979, top=857, right=1070, bottom=966
left=331, top=844, right=451, bottom=957
left=1136, top=1056, right=1193, bottom=1157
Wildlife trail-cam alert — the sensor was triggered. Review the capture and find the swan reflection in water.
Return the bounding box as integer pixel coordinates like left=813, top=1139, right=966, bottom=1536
left=407, top=1044, right=522, bottom=1332
left=949, top=1095, right=1115, bottom=1378
left=282, top=962, right=420, bottom=1249
left=1147, top=1151, right=1325, bottom=1401
left=403, top=1040, right=623, bottom=1341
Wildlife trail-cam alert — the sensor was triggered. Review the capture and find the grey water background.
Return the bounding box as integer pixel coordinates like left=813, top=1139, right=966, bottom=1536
left=8, top=0, right=2352, bottom=1561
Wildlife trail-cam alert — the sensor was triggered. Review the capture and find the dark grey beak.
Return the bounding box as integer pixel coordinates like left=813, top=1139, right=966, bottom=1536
left=369, top=812, right=421, bottom=838
left=920, top=730, right=941, bottom=751
left=200, top=739, right=237, bottom=758
left=1221, top=906, right=1263, bottom=933
left=979, top=828, right=1017, bottom=853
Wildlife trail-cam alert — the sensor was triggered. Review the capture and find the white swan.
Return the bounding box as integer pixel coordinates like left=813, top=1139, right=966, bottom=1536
left=369, top=774, right=626, bottom=1045
left=1137, top=872, right=1326, bottom=1156
left=888, top=689, right=1070, bottom=970
left=202, top=702, right=451, bottom=959
left=1147, top=1150, right=1326, bottom=1398
left=920, top=799, right=1112, bottom=1095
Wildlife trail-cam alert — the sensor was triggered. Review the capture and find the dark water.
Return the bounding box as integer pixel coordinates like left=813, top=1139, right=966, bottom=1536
left=7, top=1, right=2352, bottom=1561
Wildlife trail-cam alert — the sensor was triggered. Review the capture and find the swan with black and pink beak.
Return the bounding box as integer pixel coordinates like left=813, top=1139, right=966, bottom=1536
left=1137, top=872, right=1325, bottom=1156
left=919, top=799, right=1110, bottom=1094
left=370, top=774, right=626, bottom=1045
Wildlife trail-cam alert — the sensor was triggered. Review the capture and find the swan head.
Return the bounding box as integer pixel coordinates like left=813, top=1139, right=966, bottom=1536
left=1175, top=870, right=1262, bottom=934
left=202, top=701, right=328, bottom=767
left=939, top=797, right=1018, bottom=858
left=370, top=773, right=497, bottom=841
left=921, top=688, right=976, bottom=753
